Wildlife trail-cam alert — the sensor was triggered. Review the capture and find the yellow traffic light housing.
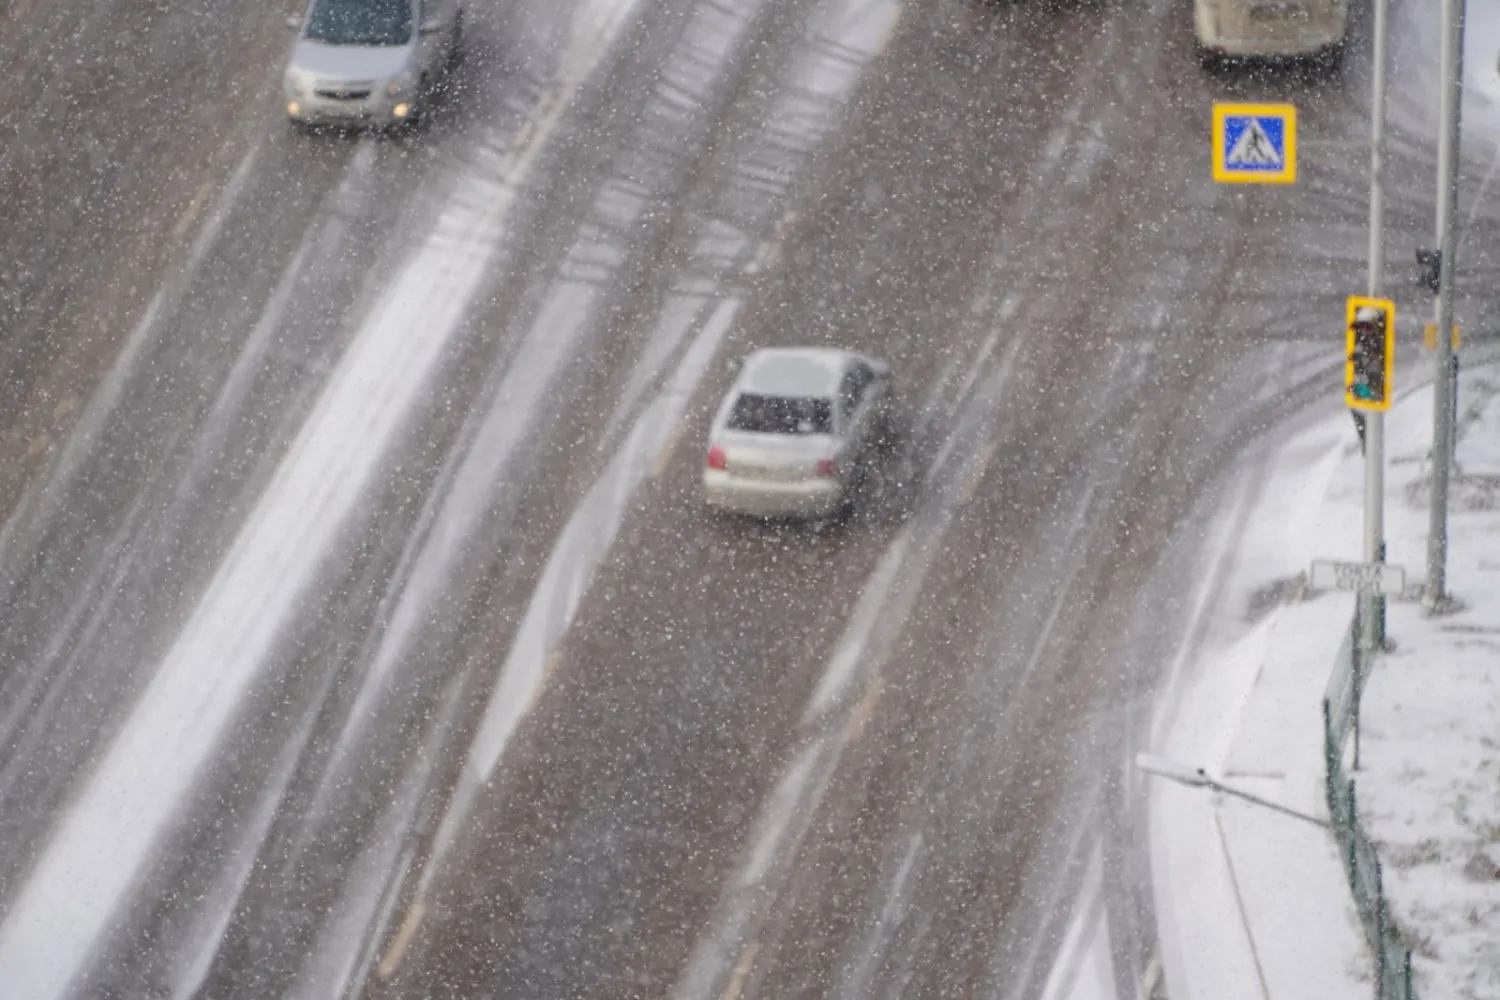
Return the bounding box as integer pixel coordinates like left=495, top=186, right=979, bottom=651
left=1345, top=296, right=1395, bottom=412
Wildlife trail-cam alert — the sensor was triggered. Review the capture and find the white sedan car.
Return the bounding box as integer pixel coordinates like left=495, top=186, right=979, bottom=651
left=283, top=0, right=462, bottom=130
left=704, top=347, right=893, bottom=519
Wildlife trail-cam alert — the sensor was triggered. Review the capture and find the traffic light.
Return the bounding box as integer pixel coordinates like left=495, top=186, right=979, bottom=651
left=1345, top=296, right=1395, bottom=412
left=1415, top=248, right=1442, bottom=294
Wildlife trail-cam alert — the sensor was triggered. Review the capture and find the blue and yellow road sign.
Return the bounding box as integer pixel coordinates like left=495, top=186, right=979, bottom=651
left=1212, top=103, right=1297, bottom=184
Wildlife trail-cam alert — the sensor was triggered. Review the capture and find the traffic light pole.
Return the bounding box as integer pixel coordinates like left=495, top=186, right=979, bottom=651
left=1363, top=0, right=1389, bottom=652
left=1426, top=0, right=1465, bottom=611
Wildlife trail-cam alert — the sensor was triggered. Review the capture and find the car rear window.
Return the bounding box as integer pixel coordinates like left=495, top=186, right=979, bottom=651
left=727, top=394, right=833, bottom=435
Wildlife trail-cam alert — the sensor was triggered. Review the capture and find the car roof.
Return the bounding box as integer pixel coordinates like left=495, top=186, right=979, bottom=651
left=737, top=348, right=851, bottom=398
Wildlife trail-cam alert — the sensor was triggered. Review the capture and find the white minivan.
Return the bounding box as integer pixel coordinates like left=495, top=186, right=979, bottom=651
left=1194, top=0, right=1347, bottom=70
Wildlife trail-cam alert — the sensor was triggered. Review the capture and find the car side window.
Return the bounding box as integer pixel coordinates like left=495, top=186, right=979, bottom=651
left=840, top=371, right=862, bottom=418
left=841, top=363, right=874, bottom=418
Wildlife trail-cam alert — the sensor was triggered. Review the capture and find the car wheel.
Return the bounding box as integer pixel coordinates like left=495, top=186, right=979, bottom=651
left=1195, top=44, right=1222, bottom=72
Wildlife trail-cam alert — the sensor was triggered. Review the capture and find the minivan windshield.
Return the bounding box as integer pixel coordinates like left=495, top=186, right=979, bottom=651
left=305, top=0, right=412, bottom=46
left=727, top=394, right=834, bottom=435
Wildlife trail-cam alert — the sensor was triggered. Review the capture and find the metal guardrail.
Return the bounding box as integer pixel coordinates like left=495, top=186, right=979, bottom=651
left=1322, top=612, right=1418, bottom=1000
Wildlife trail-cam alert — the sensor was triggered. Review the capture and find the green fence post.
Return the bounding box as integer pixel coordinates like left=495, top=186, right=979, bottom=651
left=1375, top=879, right=1387, bottom=998
left=1346, top=779, right=1358, bottom=886
left=1353, top=640, right=1363, bottom=770
left=1323, top=700, right=1335, bottom=813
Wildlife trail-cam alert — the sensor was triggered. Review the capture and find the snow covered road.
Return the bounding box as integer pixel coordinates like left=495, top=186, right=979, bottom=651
left=3, top=0, right=1500, bottom=995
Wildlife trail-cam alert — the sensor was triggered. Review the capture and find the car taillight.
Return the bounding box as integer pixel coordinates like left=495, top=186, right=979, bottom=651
left=816, top=457, right=838, bottom=478
left=707, top=446, right=728, bottom=470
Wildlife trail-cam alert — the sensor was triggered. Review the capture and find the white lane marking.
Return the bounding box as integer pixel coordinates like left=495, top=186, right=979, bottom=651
left=1012, top=483, right=1097, bottom=683
left=719, top=940, right=762, bottom=1000
left=602, top=294, right=710, bottom=446
left=288, top=706, right=458, bottom=1000
left=799, top=337, right=1023, bottom=726
left=995, top=785, right=1103, bottom=1000
left=375, top=902, right=426, bottom=982
left=738, top=735, right=829, bottom=890
left=924, top=335, right=1022, bottom=488
left=948, top=326, right=1004, bottom=412
left=801, top=524, right=915, bottom=722
left=842, top=676, right=885, bottom=745
left=1037, top=844, right=1115, bottom=1000
left=835, top=831, right=925, bottom=1000
left=916, top=352, right=966, bottom=420
left=323, top=274, right=615, bottom=777
left=1137, top=951, right=1162, bottom=1000
left=0, top=1, right=635, bottom=984
left=750, top=0, right=901, bottom=151
left=670, top=731, right=844, bottom=1000
left=166, top=656, right=353, bottom=1000
left=181, top=145, right=379, bottom=475
left=0, top=143, right=260, bottom=575
left=318, top=674, right=471, bottom=1000
left=957, top=439, right=998, bottom=506
left=653, top=416, right=690, bottom=478
left=416, top=298, right=740, bottom=893
left=171, top=177, right=217, bottom=238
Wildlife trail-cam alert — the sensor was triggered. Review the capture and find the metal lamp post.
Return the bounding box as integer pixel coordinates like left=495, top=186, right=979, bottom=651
left=1425, top=0, right=1467, bottom=612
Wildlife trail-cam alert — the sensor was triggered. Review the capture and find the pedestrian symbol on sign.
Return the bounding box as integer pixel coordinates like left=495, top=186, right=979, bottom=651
left=1226, top=118, right=1282, bottom=168
left=1213, top=103, right=1297, bottom=184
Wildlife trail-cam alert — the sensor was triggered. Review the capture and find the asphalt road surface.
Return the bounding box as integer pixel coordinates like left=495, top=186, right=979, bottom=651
left=0, top=0, right=1497, bottom=997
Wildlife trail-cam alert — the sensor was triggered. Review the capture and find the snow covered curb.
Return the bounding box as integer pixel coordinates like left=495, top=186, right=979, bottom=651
left=1149, top=406, right=1371, bottom=1000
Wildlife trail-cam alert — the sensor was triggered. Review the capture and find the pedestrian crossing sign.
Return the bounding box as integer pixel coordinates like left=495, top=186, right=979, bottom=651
left=1212, top=103, right=1296, bottom=184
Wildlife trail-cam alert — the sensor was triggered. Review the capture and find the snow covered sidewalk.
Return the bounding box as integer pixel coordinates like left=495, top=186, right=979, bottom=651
left=1355, top=364, right=1500, bottom=1000
left=1149, top=354, right=1500, bottom=999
